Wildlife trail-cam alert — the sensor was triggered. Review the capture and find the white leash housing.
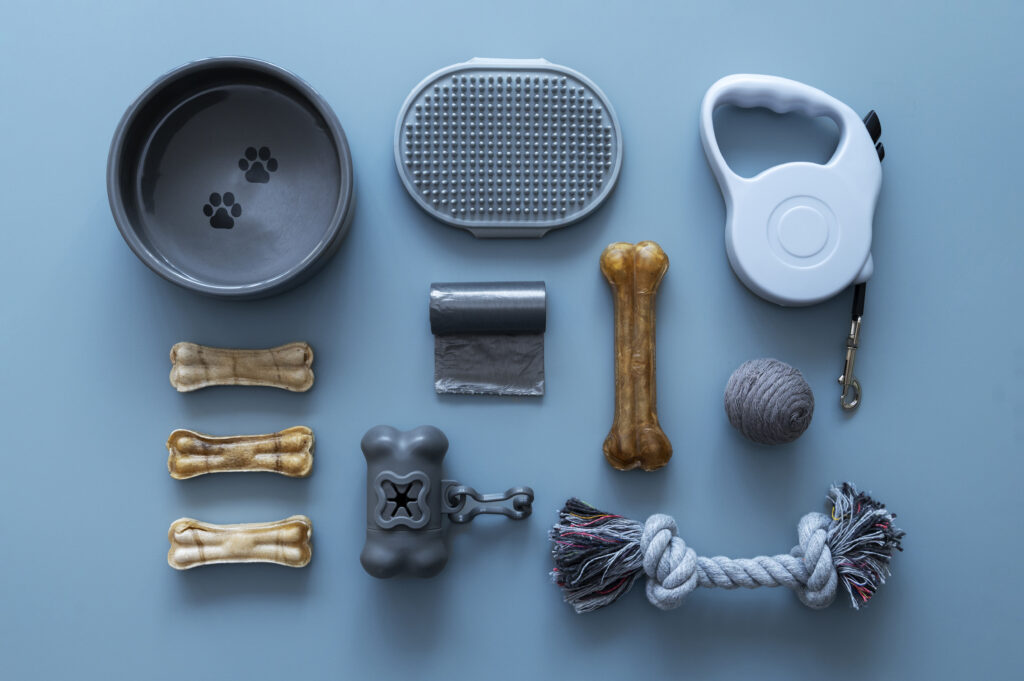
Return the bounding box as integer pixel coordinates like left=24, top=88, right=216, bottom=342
left=699, top=74, right=882, bottom=307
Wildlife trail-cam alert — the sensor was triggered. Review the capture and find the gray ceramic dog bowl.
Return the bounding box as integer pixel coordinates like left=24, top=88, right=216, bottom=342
left=107, top=57, right=354, bottom=298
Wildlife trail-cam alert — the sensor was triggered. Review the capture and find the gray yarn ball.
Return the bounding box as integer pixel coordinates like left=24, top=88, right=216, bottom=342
left=724, top=358, right=814, bottom=445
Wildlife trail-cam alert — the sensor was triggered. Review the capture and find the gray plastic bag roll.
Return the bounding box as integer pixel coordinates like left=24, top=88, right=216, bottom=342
left=429, top=282, right=546, bottom=396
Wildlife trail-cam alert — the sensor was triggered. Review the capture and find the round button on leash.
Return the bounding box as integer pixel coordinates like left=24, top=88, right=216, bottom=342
left=766, top=195, right=838, bottom=268
left=778, top=204, right=828, bottom=257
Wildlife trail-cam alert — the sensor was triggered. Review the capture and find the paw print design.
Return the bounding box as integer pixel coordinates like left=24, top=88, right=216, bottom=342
left=202, top=192, right=242, bottom=229
left=239, top=146, right=278, bottom=183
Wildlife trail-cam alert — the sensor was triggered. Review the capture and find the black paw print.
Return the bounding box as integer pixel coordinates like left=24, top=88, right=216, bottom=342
left=239, top=146, right=278, bottom=183
left=202, top=192, right=242, bottom=229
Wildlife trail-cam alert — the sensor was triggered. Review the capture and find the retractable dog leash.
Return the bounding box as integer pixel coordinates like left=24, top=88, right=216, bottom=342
left=700, top=75, right=885, bottom=410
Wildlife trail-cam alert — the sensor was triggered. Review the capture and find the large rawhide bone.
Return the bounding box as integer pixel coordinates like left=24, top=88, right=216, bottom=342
left=167, top=516, right=313, bottom=569
left=169, top=342, right=314, bottom=392
left=167, top=426, right=314, bottom=479
left=600, top=241, right=672, bottom=471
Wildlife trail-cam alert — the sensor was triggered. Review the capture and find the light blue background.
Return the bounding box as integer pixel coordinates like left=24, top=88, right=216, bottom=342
left=1, top=1, right=1021, bottom=679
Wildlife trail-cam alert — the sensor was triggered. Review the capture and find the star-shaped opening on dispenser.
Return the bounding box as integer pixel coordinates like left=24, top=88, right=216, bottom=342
left=382, top=479, right=424, bottom=521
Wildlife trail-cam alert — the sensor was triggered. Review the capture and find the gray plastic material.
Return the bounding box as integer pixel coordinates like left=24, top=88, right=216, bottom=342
left=395, top=58, right=622, bottom=238
left=360, top=425, right=535, bottom=579
left=107, top=57, right=355, bottom=299
left=429, top=282, right=546, bottom=396
left=429, top=281, right=547, bottom=335
left=361, top=425, right=449, bottom=579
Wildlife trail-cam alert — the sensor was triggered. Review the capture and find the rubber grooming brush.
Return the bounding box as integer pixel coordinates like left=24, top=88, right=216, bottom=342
left=395, top=58, right=622, bottom=238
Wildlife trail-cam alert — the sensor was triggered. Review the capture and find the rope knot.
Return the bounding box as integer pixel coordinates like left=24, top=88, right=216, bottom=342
left=792, top=512, right=837, bottom=609
left=640, top=514, right=698, bottom=610
left=640, top=511, right=839, bottom=610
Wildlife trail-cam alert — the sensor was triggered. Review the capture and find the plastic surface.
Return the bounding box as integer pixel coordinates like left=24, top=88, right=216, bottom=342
left=395, top=58, right=621, bottom=238
left=107, top=57, right=355, bottom=299
left=429, top=281, right=547, bottom=335
left=430, top=282, right=546, bottom=396
left=360, top=425, right=450, bottom=579
left=699, top=74, right=881, bottom=306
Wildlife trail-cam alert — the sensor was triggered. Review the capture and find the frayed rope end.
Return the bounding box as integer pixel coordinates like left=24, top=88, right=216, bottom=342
left=827, top=483, right=905, bottom=609
left=549, top=498, right=645, bottom=614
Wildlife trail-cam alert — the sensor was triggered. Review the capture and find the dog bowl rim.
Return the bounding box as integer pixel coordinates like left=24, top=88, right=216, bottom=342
left=107, top=56, right=354, bottom=299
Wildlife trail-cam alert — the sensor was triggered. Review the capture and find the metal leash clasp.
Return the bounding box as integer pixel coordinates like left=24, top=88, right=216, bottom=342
left=838, top=316, right=862, bottom=410
left=441, top=482, right=534, bottom=524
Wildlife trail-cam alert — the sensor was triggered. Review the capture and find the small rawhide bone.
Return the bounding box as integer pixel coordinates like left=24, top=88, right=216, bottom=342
left=600, top=241, right=672, bottom=471
left=169, top=342, right=313, bottom=392
left=167, top=515, right=313, bottom=569
left=167, top=426, right=314, bottom=479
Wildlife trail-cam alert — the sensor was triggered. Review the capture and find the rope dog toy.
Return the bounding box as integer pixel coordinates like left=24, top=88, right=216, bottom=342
left=550, top=483, right=903, bottom=613
left=724, top=358, right=814, bottom=445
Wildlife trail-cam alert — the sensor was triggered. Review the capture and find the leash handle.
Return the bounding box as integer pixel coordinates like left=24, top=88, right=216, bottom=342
left=699, top=73, right=875, bottom=199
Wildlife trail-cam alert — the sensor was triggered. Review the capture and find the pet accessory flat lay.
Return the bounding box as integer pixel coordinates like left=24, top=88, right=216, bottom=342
left=169, top=342, right=314, bottom=392
left=361, top=425, right=534, bottom=578
left=724, top=358, right=814, bottom=445
left=108, top=57, right=355, bottom=299
left=106, top=58, right=905, bottom=612
left=601, top=242, right=672, bottom=471
left=167, top=426, right=314, bottom=479
left=168, top=516, right=313, bottom=570
left=395, top=58, right=621, bottom=238
left=699, top=74, right=884, bottom=410
left=550, top=483, right=903, bottom=613
left=429, top=281, right=547, bottom=396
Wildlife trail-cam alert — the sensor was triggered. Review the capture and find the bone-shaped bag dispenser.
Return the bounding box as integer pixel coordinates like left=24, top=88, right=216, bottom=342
left=360, top=425, right=534, bottom=578
left=699, top=74, right=885, bottom=410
